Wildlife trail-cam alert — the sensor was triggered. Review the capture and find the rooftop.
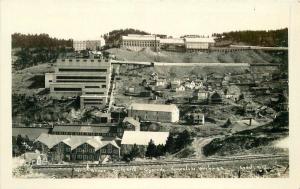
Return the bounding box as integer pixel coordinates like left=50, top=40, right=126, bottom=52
left=35, top=133, right=119, bottom=150
left=184, top=37, right=215, bottom=43
left=52, top=125, right=112, bottom=134
left=121, top=131, right=169, bottom=145
left=122, top=35, right=160, bottom=41
left=129, top=103, right=179, bottom=112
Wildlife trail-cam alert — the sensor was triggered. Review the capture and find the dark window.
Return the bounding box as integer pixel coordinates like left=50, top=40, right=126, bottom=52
left=85, top=86, right=100, bottom=88
left=57, top=76, right=106, bottom=79
left=53, top=88, right=82, bottom=91
left=69, top=59, right=73, bottom=62
left=83, top=99, right=103, bottom=102
left=56, top=80, right=105, bottom=83
left=102, top=85, right=106, bottom=88
left=84, top=102, right=102, bottom=105
left=58, top=69, right=107, bottom=72
left=85, top=92, right=104, bottom=94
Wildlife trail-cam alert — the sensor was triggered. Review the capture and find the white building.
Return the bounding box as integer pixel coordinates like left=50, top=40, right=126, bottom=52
left=184, top=37, right=215, bottom=51
left=128, top=103, right=180, bottom=123
left=73, top=39, right=105, bottom=51
left=121, top=34, right=160, bottom=51
left=121, top=131, right=169, bottom=146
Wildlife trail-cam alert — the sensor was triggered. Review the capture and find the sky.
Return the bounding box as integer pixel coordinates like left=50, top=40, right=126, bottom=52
left=1, top=0, right=290, bottom=40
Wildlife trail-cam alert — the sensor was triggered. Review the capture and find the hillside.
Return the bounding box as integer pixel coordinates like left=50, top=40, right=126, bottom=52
left=107, top=48, right=284, bottom=63
left=202, top=112, right=289, bottom=156
left=213, top=28, right=288, bottom=47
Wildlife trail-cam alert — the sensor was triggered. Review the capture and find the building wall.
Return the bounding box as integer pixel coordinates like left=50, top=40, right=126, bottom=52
left=121, top=39, right=160, bottom=51
left=73, top=40, right=104, bottom=51
left=128, top=109, right=179, bottom=123
left=45, top=73, right=55, bottom=88
left=80, top=96, right=107, bottom=109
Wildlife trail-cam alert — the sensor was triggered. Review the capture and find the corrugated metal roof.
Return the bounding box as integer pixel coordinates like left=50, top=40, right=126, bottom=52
left=185, top=37, right=215, bottom=43
left=121, top=131, right=169, bottom=145
left=52, top=126, right=111, bottom=133
left=129, top=103, right=178, bottom=112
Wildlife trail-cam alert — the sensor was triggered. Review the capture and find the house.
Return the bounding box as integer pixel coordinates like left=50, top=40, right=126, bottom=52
left=191, top=113, right=205, bottom=125
left=128, top=103, right=180, bottom=123
left=192, top=90, right=209, bottom=101
left=175, top=85, right=185, bottom=92
left=225, top=85, right=241, bottom=101
left=184, top=81, right=196, bottom=89
left=121, top=131, right=169, bottom=155
left=122, top=117, right=141, bottom=131
left=210, top=92, right=222, bottom=104
left=156, top=78, right=167, bottom=87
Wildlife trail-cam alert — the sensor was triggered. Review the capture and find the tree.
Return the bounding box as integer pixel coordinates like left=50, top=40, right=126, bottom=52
left=145, top=139, right=157, bottom=158
left=175, top=130, right=193, bottom=150
left=165, top=134, right=176, bottom=154
left=156, top=144, right=165, bottom=157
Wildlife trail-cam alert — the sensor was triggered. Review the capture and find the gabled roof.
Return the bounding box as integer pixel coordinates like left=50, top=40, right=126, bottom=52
left=129, top=103, right=178, bottom=112
left=35, top=134, right=120, bottom=150
left=121, top=131, right=169, bottom=146
left=122, top=117, right=140, bottom=127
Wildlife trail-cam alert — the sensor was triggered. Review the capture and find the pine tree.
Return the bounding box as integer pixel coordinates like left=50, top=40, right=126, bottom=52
left=145, top=139, right=157, bottom=158
left=165, top=134, right=176, bottom=154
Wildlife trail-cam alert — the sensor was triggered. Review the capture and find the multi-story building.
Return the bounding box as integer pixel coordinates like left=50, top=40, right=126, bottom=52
left=160, top=38, right=185, bottom=52
left=121, top=34, right=160, bottom=51
left=73, top=39, right=105, bottom=51
left=45, top=58, right=111, bottom=109
left=128, top=103, right=180, bottom=123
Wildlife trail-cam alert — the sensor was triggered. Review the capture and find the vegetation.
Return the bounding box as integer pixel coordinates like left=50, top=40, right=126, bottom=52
left=12, top=33, right=73, bottom=70
left=103, top=28, right=150, bottom=48
left=203, top=112, right=289, bottom=156
left=212, top=28, right=288, bottom=47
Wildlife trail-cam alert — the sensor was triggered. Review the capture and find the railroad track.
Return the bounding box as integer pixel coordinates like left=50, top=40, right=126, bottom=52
left=32, top=154, right=288, bottom=169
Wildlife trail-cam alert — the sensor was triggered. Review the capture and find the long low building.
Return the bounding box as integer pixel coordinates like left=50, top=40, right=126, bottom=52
left=35, top=133, right=120, bottom=162
left=128, top=103, right=180, bottom=123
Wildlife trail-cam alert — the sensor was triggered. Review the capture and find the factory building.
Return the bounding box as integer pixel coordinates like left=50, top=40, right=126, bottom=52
left=128, top=103, right=180, bottom=123
left=73, top=39, right=105, bottom=51
left=45, top=58, right=111, bottom=109
left=121, top=34, right=160, bottom=51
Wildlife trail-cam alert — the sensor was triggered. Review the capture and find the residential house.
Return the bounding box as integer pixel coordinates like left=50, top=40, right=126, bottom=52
left=122, top=117, right=141, bottom=131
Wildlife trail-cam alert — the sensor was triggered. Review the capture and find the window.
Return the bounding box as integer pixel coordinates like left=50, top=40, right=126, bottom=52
left=91, top=59, right=94, bottom=62
left=53, top=88, right=82, bottom=92
left=85, top=92, right=104, bottom=95
left=58, top=69, right=107, bottom=72
left=56, top=76, right=106, bottom=79
left=69, top=59, right=73, bottom=62
left=49, top=80, right=52, bottom=82
left=108, top=149, right=112, bottom=153
left=85, top=86, right=100, bottom=88
left=102, top=149, right=106, bottom=153
left=76, top=59, right=80, bottom=62
left=102, top=85, right=106, bottom=88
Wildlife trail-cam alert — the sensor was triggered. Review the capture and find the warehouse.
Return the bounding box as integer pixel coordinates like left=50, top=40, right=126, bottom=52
left=128, top=103, right=180, bottom=123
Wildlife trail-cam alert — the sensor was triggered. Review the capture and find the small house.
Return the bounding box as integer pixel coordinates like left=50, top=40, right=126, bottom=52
left=122, top=117, right=141, bottom=131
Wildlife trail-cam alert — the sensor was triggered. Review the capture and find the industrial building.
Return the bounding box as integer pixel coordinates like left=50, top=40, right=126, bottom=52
left=128, top=103, right=180, bottom=123
left=35, top=134, right=120, bottom=162
left=121, top=34, right=215, bottom=52
left=73, top=39, right=105, bottom=51
left=121, top=34, right=160, bottom=51
left=45, top=58, right=112, bottom=109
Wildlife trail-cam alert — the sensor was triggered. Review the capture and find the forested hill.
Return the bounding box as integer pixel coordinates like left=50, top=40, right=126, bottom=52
left=12, top=33, right=73, bottom=49
left=12, top=33, right=73, bottom=70
left=103, top=28, right=150, bottom=47
left=212, top=28, right=288, bottom=47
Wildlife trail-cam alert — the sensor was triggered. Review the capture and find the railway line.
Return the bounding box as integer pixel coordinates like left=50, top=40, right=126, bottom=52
left=32, top=154, right=288, bottom=169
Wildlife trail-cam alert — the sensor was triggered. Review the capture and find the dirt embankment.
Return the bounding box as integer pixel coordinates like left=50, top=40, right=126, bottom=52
left=106, top=48, right=281, bottom=63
